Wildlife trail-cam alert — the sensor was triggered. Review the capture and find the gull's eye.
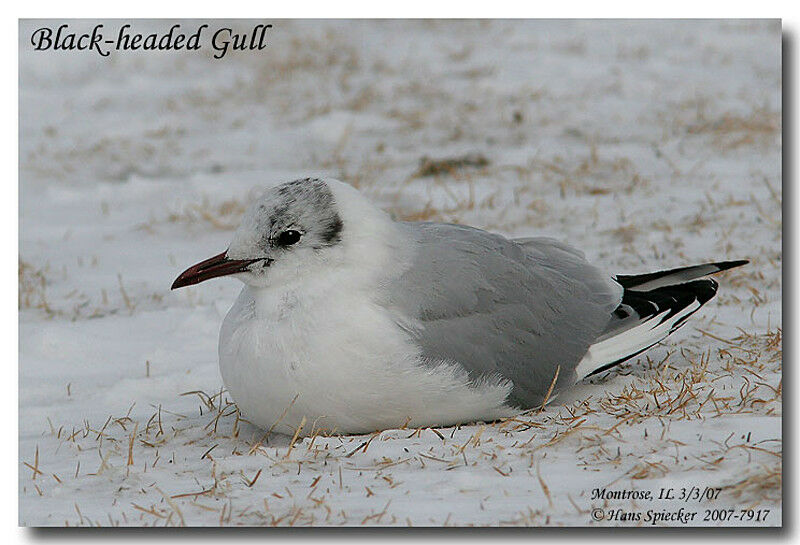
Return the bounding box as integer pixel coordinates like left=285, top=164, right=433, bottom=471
left=276, top=230, right=302, bottom=247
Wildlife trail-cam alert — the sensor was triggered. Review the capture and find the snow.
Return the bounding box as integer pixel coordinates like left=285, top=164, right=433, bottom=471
left=19, top=19, right=781, bottom=526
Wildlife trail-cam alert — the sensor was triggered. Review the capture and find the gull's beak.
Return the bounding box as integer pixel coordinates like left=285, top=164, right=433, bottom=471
left=171, top=252, right=260, bottom=290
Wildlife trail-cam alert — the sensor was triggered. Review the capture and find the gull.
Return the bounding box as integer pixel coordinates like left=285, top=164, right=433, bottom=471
left=172, top=178, right=746, bottom=436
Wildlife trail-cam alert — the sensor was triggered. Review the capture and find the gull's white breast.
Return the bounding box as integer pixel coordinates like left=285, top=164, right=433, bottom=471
left=218, top=280, right=514, bottom=436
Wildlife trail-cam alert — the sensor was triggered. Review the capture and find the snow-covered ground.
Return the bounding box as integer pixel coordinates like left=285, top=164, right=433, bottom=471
left=19, top=19, right=781, bottom=526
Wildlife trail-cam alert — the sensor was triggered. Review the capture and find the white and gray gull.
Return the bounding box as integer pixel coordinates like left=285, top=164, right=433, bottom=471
left=172, top=178, right=747, bottom=436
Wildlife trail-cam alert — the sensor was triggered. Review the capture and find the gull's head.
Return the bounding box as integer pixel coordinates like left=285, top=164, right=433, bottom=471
left=172, top=178, right=350, bottom=290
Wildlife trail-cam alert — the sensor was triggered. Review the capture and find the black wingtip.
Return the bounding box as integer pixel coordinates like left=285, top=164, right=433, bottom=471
left=616, top=259, right=749, bottom=291
left=712, top=259, right=749, bottom=272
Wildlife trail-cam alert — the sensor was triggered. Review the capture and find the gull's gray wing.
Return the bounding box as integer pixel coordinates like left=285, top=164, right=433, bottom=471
left=384, top=222, right=623, bottom=408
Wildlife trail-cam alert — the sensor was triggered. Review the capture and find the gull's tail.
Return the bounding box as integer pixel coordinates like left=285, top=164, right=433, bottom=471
left=575, top=260, right=748, bottom=379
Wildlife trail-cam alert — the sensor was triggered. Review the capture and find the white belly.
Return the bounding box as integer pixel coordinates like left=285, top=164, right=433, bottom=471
left=218, top=286, right=513, bottom=436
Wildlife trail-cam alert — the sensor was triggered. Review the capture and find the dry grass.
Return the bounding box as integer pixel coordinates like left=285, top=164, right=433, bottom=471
left=725, top=462, right=781, bottom=504
left=27, top=316, right=781, bottom=526
left=19, top=260, right=53, bottom=315
left=686, top=108, right=780, bottom=151
left=165, top=196, right=249, bottom=232
left=413, top=153, right=490, bottom=178
left=19, top=258, right=170, bottom=320
left=508, top=144, right=648, bottom=200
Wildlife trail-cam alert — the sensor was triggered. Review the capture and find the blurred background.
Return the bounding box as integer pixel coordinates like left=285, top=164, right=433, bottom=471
left=19, top=20, right=781, bottom=306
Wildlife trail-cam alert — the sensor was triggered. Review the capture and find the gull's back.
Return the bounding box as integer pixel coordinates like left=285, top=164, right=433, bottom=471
left=382, top=222, right=623, bottom=407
